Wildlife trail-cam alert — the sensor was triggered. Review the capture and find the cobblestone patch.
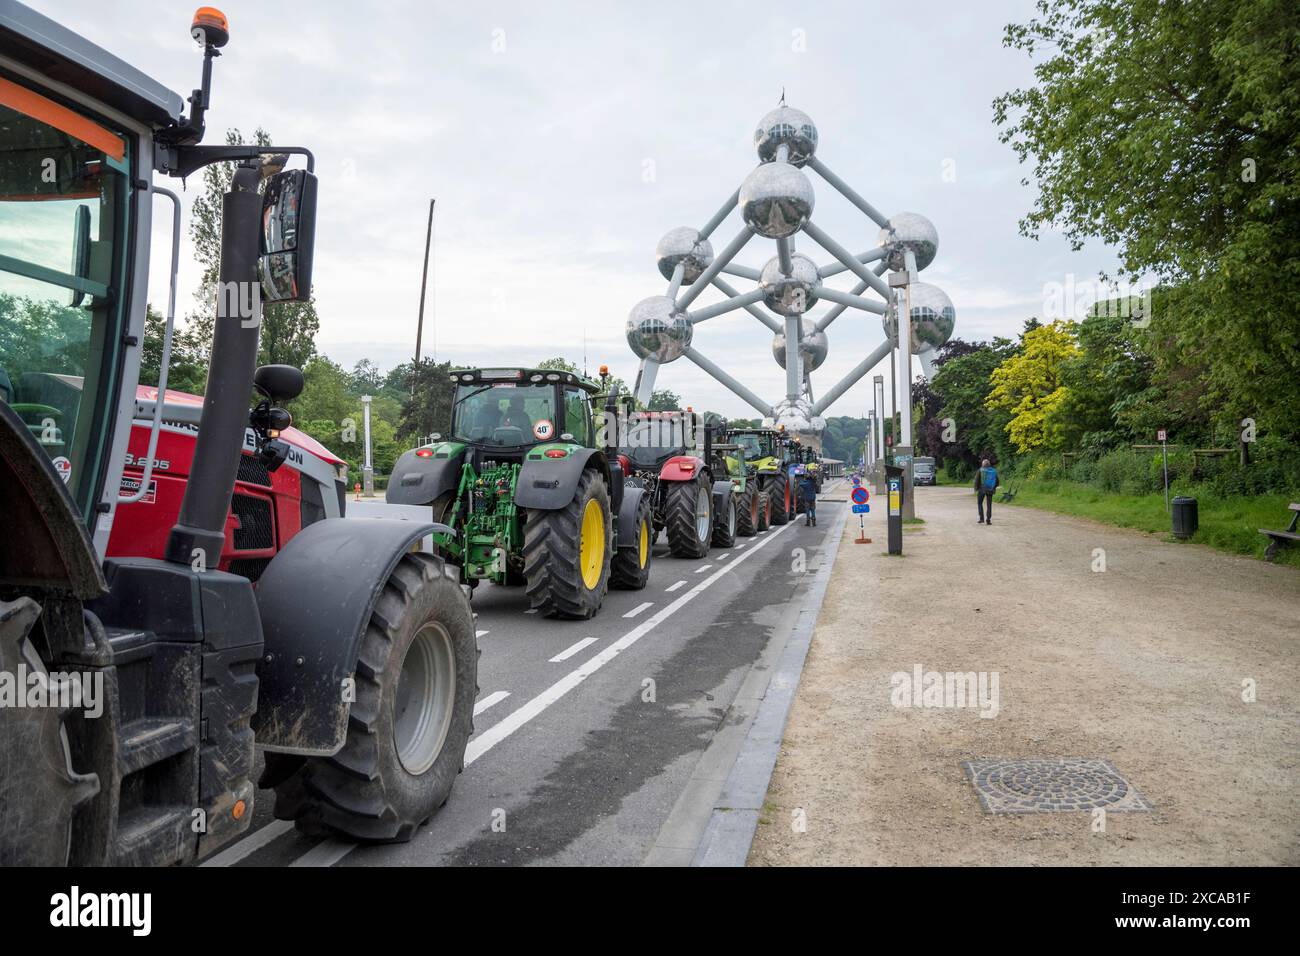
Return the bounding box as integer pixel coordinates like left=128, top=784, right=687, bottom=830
left=962, top=758, right=1154, bottom=814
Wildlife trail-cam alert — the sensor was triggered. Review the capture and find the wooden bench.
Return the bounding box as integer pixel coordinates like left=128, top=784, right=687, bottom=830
left=998, top=483, right=1018, bottom=503
left=1259, top=503, right=1300, bottom=561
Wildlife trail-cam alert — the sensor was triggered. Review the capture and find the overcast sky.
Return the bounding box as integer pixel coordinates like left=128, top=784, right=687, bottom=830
left=32, top=0, right=1128, bottom=418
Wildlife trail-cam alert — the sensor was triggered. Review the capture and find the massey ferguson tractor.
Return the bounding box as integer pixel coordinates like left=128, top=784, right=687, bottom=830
left=617, top=409, right=738, bottom=559
left=386, top=367, right=656, bottom=619
left=0, top=3, right=476, bottom=864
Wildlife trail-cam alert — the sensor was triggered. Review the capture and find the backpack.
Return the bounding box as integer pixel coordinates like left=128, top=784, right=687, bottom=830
left=981, top=467, right=998, bottom=491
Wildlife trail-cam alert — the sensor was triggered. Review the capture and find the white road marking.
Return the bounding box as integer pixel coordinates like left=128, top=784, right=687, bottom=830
left=475, top=629, right=490, bottom=638
left=623, top=602, right=653, bottom=618
left=290, top=838, right=354, bottom=868
left=694, top=564, right=713, bottom=573
left=717, top=552, right=730, bottom=560
left=665, top=580, right=687, bottom=593
left=524, top=608, right=538, bottom=614
left=473, top=690, right=511, bottom=715
left=549, top=638, right=597, bottom=663
left=199, top=819, right=294, bottom=867
left=463, top=520, right=792, bottom=768
left=285, top=519, right=795, bottom=869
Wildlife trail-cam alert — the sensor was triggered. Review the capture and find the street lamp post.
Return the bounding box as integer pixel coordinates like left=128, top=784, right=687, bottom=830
left=361, top=394, right=374, bottom=496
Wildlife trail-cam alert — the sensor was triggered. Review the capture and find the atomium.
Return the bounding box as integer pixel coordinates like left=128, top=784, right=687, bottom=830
left=879, top=211, right=938, bottom=272
left=759, top=252, right=819, bottom=315
left=770, top=398, right=826, bottom=439
left=656, top=227, right=714, bottom=284
left=739, top=162, right=814, bottom=239
left=772, top=317, right=828, bottom=372
left=754, top=106, right=818, bottom=167
left=626, top=295, right=692, bottom=363
left=882, top=282, right=956, bottom=353
left=628, top=104, right=955, bottom=441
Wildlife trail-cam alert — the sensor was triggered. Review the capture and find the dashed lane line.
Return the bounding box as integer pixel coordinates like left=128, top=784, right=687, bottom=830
left=549, top=638, right=597, bottom=663
left=473, top=691, right=511, bottom=715
left=665, top=580, right=687, bottom=593
left=623, top=602, right=653, bottom=619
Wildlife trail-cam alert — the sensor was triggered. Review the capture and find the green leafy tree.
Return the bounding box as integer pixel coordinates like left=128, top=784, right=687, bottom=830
left=931, top=338, right=1019, bottom=464
left=986, top=321, right=1080, bottom=453
left=648, top=388, right=681, bottom=411
left=994, top=0, right=1300, bottom=440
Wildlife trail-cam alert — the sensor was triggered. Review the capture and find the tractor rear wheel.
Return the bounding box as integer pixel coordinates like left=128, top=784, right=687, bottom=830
left=735, top=487, right=759, bottom=537
left=757, top=490, right=772, bottom=531
left=0, top=597, right=99, bottom=865
left=712, top=493, right=737, bottom=548
left=768, top=473, right=791, bottom=525
left=265, top=552, right=477, bottom=843
left=665, top=475, right=712, bottom=559
left=611, top=492, right=653, bottom=590
left=523, top=469, right=611, bottom=618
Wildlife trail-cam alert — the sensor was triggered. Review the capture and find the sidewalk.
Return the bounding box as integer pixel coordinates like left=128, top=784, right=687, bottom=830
left=749, top=485, right=1300, bottom=865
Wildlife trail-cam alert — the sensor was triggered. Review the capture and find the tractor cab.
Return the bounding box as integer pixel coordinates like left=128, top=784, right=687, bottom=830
left=447, top=367, right=598, bottom=458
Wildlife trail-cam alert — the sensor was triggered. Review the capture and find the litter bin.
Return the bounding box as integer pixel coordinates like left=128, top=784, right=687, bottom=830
left=1171, top=495, right=1198, bottom=540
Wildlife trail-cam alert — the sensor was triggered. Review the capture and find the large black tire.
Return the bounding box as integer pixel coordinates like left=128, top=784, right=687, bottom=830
left=756, top=490, right=772, bottom=532
left=768, top=473, right=791, bottom=525
left=523, top=469, right=611, bottom=619
left=712, top=493, right=737, bottom=548
left=0, top=597, right=99, bottom=865
left=735, top=487, right=760, bottom=538
left=664, top=475, right=712, bottom=559
left=611, top=492, right=653, bottom=590
left=264, top=552, right=477, bottom=843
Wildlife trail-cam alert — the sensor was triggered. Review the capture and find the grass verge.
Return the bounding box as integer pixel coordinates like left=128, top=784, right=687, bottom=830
left=1003, top=480, right=1300, bottom=568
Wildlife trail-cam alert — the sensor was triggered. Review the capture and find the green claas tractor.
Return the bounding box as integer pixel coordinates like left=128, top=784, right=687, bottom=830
left=727, top=426, right=798, bottom=526
left=715, top=430, right=769, bottom=537
left=387, top=368, right=653, bottom=618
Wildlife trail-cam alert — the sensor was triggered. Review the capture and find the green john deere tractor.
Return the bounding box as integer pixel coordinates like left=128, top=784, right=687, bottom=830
left=387, top=368, right=653, bottom=619
left=727, top=426, right=798, bottom=526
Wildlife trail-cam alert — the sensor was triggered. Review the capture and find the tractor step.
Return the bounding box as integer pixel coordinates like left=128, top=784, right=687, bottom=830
left=113, top=804, right=193, bottom=865
left=117, top=717, right=198, bottom=776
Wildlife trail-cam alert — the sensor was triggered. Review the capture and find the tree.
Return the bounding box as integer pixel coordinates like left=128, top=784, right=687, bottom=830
left=985, top=321, right=1080, bottom=453
left=396, top=358, right=455, bottom=442
left=139, top=304, right=207, bottom=394
left=648, top=388, right=681, bottom=411
left=994, top=0, right=1300, bottom=440
left=931, top=338, right=1019, bottom=465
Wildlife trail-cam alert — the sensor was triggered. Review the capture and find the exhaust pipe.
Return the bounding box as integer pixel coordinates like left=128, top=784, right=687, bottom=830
left=165, top=162, right=262, bottom=569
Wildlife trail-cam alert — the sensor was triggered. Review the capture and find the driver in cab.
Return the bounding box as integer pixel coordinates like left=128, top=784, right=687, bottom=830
left=500, top=394, right=533, bottom=434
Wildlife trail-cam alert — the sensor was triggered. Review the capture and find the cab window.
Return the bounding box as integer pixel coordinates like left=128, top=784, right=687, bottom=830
left=563, top=387, right=591, bottom=445
left=0, top=75, right=131, bottom=521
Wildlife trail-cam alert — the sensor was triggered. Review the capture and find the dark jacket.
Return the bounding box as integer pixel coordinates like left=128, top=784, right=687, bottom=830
left=974, top=466, right=999, bottom=493
left=798, top=476, right=817, bottom=501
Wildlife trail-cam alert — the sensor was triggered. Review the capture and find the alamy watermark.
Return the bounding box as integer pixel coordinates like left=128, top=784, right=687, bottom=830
left=1042, top=274, right=1154, bottom=327
left=890, top=664, right=999, bottom=718
left=0, top=665, right=103, bottom=718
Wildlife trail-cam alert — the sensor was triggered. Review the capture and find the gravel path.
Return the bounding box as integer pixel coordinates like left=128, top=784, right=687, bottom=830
left=749, top=484, right=1299, bottom=866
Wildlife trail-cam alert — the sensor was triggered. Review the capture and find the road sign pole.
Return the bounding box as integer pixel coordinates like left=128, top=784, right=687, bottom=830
left=1159, top=428, right=1169, bottom=512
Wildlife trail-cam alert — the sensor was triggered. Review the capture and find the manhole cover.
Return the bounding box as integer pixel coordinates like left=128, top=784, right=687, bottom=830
left=961, top=758, right=1153, bottom=814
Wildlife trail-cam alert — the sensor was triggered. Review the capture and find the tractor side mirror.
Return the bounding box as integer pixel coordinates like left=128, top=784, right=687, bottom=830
left=258, top=168, right=318, bottom=303
left=254, top=364, right=304, bottom=403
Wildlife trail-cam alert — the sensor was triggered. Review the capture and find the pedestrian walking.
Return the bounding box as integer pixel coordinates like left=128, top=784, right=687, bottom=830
left=799, top=471, right=818, bottom=526
left=974, top=458, right=999, bottom=524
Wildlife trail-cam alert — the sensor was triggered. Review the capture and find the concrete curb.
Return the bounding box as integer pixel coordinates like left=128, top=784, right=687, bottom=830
left=689, top=495, right=850, bottom=866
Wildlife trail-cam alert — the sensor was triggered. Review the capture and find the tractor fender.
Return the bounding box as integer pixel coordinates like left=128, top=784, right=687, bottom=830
left=711, top=479, right=734, bottom=515
left=514, top=448, right=609, bottom=511
left=253, top=516, right=453, bottom=755
left=615, top=484, right=649, bottom=550
left=385, top=446, right=464, bottom=506
left=658, top=455, right=705, bottom=482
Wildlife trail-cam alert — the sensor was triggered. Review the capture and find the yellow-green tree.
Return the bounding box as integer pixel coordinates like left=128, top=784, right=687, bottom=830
left=985, top=321, right=1080, bottom=452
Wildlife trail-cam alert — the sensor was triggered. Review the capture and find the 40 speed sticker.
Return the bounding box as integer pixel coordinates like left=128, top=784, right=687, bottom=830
left=533, top=419, right=555, bottom=440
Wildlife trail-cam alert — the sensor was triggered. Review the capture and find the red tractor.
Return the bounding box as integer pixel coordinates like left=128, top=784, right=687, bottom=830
left=617, top=409, right=737, bottom=558
left=107, top=384, right=347, bottom=581
left=0, top=3, right=476, bottom=865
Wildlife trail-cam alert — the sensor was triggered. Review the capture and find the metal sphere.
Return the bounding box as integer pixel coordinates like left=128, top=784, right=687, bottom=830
left=878, top=211, right=939, bottom=271
left=656, top=227, right=714, bottom=284
left=739, top=162, right=814, bottom=239
left=882, top=282, right=955, bottom=354
left=626, top=295, right=692, bottom=363
left=772, top=317, right=828, bottom=372
left=759, top=252, right=819, bottom=315
left=753, top=106, right=818, bottom=167
left=770, top=398, right=825, bottom=439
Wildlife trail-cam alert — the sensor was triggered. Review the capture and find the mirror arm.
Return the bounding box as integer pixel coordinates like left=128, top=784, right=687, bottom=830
left=158, top=144, right=316, bottom=180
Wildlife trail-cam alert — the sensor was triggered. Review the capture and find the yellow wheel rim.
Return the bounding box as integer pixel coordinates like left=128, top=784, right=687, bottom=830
left=638, top=518, right=649, bottom=568
left=580, top=498, right=605, bottom=590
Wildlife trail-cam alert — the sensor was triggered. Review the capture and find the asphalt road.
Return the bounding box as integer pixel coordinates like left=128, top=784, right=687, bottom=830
left=203, top=484, right=844, bottom=867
